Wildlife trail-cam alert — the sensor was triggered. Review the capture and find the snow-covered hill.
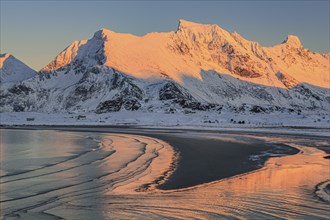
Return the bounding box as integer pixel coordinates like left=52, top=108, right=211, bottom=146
left=0, top=53, right=37, bottom=83
left=1, top=20, right=329, bottom=115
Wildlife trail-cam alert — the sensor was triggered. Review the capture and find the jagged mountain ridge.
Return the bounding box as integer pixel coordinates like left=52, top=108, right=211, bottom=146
left=42, top=19, right=330, bottom=88
left=1, top=20, right=329, bottom=113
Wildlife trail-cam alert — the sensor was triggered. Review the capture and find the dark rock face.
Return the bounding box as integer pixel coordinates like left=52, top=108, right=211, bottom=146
left=0, top=83, right=43, bottom=112
left=250, top=105, right=266, bottom=113
left=179, top=100, right=216, bottom=111
left=95, top=98, right=123, bottom=113
left=8, top=84, right=33, bottom=95
left=159, top=81, right=194, bottom=101
left=293, top=84, right=321, bottom=101
left=247, top=86, right=274, bottom=101
left=233, top=66, right=261, bottom=78
left=93, top=71, right=144, bottom=113
left=95, top=97, right=141, bottom=113
left=123, top=98, right=141, bottom=111
left=65, top=84, right=101, bottom=109
left=159, top=81, right=217, bottom=111
left=120, top=81, right=144, bottom=100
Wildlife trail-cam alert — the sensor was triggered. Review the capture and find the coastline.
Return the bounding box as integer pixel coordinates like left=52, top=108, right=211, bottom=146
left=1, top=126, right=329, bottom=219
left=0, top=125, right=303, bottom=190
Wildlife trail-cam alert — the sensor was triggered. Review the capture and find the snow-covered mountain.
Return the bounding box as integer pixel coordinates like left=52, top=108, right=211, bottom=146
left=0, top=53, right=37, bottom=83
left=1, top=20, right=329, bottom=114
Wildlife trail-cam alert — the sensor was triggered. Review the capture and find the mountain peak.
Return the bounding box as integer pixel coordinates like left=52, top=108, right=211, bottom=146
left=177, top=19, right=218, bottom=31
left=0, top=53, right=36, bottom=83
left=0, top=53, right=13, bottom=68
left=0, top=53, right=11, bottom=59
left=93, top=28, right=113, bottom=40
left=178, top=19, right=201, bottom=28
left=282, top=35, right=301, bottom=47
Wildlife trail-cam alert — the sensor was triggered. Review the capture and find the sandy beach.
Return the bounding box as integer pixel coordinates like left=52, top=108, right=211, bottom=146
left=0, top=126, right=329, bottom=219
left=1, top=125, right=301, bottom=190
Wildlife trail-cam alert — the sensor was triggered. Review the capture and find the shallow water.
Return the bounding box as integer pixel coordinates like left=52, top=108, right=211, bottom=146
left=0, top=129, right=329, bottom=219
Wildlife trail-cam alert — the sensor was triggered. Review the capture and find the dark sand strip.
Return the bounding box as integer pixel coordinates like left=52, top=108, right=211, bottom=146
left=148, top=134, right=298, bottom=190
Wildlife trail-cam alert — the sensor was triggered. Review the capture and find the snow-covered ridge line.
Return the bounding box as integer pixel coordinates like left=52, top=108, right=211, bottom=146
left=0, top=19, right=329, bottom=115
left=40, top=19, right=329, bottom=88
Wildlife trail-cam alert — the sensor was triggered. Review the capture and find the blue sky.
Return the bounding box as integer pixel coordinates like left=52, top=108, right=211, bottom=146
left=1, top=0, right=329, bottom=70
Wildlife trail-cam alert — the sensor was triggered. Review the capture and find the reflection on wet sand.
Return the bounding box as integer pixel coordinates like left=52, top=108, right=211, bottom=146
left=0, top=129, right=329, bottom=219
left=90, top=139, right=329, bottom=220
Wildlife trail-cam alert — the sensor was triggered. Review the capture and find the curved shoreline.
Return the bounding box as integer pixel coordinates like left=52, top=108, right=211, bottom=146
left=1, top=127, right=329, bottom=219
left=154, top=134, right=299, bottom=190
left=0, top=126, right=301, bottom=191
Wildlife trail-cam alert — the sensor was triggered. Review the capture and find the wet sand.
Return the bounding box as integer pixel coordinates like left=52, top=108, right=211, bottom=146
left=151, top=134, right=298, bottom=190
left=2, top=126, right=299, bottom=190
left=1, top=126, right=329, bottom=219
